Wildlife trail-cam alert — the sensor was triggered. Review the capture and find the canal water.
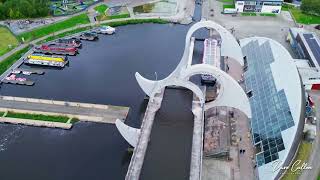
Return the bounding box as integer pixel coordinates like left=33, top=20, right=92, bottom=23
left=0, top=23, right=190, bottom=180
left=140, top=88, right=194, bottom=180
left=0, top=2, right=204, bottom=180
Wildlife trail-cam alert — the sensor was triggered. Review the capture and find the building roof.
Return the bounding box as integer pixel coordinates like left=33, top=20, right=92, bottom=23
left=303, top=33, right=320, bottom=66
left=240, top=37, right=303, bottom=180
left=290, top=28, right=320, bottom=69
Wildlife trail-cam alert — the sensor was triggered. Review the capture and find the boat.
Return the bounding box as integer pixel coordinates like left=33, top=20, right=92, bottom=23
left=22, top=71, right=32, bottom=75
left=34, top=44, right=78, bottom=56
left=24, top=53, right=68, bottom=67
left=5, top=74, right=16, bottom=80
left=79, top=32, right=98, bottom=41
left=53, top=38, right=82, bottom=48
left=99, top=26, right=116, bottom=35
left=12, top=70, right=21, bottom=74
left=5, top=74, right=26, bottom=82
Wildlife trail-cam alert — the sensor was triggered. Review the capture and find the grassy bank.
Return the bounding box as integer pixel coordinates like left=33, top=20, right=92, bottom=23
left=101, top=18, right=169, bottom=27
left=241, top=12, right=257, bottom=16
left=18, top=13, right=90, bottom=42
left=0, top=26, right=19, bottom=56
left=0, top=46, right=30, bottom=75
left=40, top=19, right=169, bottom=44
left=281, top=141, right=312, bottom=180
left=282, top=4, right=320, bottom=24
left=95, top=4, right=130, bottom=21
left=5, top=111, right=70, bottom=123
left=97, top=13, right=130, bottom=21
left=260, top=13, right=277, bottom=17
left=290, top=8, right=320, bottom=24
left=37, top=26, right=92, bottom=44
left=70, top=118, right=79, bottom=124
left=223, top=4, right=235, bottom=10
left=94, top=4, right=108, bottom=14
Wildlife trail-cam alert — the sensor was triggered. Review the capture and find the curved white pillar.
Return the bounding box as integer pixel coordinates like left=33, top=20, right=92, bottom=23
left=115, top=119, right=140, bottom=147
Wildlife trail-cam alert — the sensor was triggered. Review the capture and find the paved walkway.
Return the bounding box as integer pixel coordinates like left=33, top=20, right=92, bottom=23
left=299, top=90, right=320, bottom=180
left=0, top=117, right=72, bottom=129
left=0, top=96, right=129, bottom=124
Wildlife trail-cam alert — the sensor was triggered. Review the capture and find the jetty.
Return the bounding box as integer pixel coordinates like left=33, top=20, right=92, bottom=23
left=2, top=79, right=34, bottom=86
left=0, top=96, right=130, bottom=124
left=15, top=68, right=45, bottom=75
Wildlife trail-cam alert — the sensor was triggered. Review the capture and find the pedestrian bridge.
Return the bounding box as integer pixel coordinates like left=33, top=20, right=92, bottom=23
left=116, top=20, right=251, bottom=180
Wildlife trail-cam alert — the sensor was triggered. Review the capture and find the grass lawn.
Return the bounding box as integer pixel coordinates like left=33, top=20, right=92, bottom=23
left=101, top=18, right=168, bottom=27
left=18, top=13, right=90, bottom=42
left=94, top=4, right=108, bottom=14
left=290, top=8, right=320, bottom=24
left=241, top=12, right=257, bottom=16
left=281, top=141, right=312, bottom=180
left=0, top=46, right=30, bottom=75
left=0, top=26, right=19, bottom=56
left=5, top=111, right=70, bottom=123
left=223, top=4, right=235, bottom=9
left=97, top=13, right=130, bottom=21
left=220, top=0, right=234, bottom=2
left=282, top=3, right=295, bottom=11
left=260, top=13, right=277, bottom=17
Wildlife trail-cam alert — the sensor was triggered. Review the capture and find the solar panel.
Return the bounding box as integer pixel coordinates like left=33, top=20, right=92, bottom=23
left=243, top=40, right=295, bottom=167
left=303, top=33, right=320, bottom=66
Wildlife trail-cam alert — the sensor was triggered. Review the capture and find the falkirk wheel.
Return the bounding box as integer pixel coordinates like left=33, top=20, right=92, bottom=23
left=116, top=20, right=252, bottom=147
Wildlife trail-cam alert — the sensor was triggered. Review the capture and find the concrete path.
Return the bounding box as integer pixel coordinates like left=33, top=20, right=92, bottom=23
left=298, top=91, right=320, bottom=180
left=0, top=117, right=72, bottom=129
left=0, top=97, right=129, bottom=124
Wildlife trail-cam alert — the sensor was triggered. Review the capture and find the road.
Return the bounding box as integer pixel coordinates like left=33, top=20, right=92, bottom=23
left=299, top=91, right=320, bottom=180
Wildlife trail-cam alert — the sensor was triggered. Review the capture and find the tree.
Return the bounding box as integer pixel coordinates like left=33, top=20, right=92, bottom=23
left=0, top=0, right=50, bottom=20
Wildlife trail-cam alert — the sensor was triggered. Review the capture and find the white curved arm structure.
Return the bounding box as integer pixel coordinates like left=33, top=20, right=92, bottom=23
left=149, top=78, right=205, bottom=104
left=135, top=20, right=244, bottom=97
left=115, top=119, right=140, bottom=147
left=181, top=64, right=251, bottom=118
left=184, top=21, right=244, bottom=66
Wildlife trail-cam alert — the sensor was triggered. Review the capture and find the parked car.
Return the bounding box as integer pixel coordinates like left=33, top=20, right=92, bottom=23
left=315, top=25, right=320, bottom=30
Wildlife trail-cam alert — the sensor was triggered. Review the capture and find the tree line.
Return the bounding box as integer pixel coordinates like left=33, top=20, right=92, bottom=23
left=0, top=0, right=50, bottom=20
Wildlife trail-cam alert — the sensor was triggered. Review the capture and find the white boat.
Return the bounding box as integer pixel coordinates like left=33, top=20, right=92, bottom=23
left=22, top=71, right=32, bottom=75
left=12, top=70, right=21, bottom=74
left=99, top=26, right=116, bottom=35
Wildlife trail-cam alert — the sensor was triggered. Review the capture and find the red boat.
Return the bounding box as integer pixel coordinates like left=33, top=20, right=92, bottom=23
left=34, top=44, right=78, bottom=56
